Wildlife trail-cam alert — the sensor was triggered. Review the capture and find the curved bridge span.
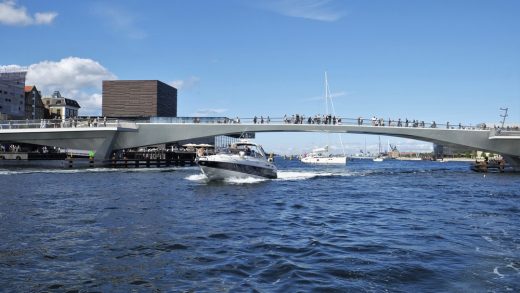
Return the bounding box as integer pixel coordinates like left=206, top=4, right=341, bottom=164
left=1, top=118, right=519, bottom=166
left=115, top=123, right=520, bottom=157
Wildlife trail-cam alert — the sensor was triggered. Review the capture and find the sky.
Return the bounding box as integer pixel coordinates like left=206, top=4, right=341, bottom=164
left=1, top=0, right=519, bottom=154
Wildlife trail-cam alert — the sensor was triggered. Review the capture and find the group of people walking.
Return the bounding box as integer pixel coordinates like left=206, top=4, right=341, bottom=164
left=283, top=114, right=342, bottom=125
left=38, top=117, right=108, bottom=128
left=358, top=116, right=443, bottom=128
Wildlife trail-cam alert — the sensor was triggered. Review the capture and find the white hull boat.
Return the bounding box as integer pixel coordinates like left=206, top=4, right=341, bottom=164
left=197, top=140, right=277, bottom=181
left=301, top=146, right=347, bottom=165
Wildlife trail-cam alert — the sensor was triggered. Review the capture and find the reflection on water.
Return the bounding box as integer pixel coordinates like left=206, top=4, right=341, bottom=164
left=0, top=160, right=519, bottom=291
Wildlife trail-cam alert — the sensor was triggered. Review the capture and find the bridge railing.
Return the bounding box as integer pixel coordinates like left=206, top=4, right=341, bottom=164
left=0, top=116, right=510, bottom=132
left=0, top=118, right=124, bottom=129
left=195, top=116, right=493, bottom=131
left=489, top=127, right=520, bottom=137
left=143, top=116, right=496, bottom=131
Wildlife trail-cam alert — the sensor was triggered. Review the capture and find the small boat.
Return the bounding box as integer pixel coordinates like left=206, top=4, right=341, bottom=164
left=373, top=136, right=385, bottom=162
left=470, top=159, right=506, bottom=173
left=373, top=156, right=384, bottom=162
left=196, top=140, right=277, bottom=180
left=301, top=145, right=347, bottom=165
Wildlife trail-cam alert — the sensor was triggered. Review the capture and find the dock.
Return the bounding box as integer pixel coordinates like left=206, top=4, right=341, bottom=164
left=108, top=151, right=196, bottom=168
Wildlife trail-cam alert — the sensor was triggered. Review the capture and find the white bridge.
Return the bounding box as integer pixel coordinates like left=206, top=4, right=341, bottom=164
left=1, top=117, right=519, bottom=168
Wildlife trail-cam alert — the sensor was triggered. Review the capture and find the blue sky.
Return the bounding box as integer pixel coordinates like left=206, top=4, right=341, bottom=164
left=1, top=0, right=519, bottom=154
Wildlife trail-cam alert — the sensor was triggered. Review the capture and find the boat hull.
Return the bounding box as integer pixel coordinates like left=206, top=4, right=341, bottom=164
left=301, top=156, right=347, bottom=165
left=197, top=156, right=277, bottom=180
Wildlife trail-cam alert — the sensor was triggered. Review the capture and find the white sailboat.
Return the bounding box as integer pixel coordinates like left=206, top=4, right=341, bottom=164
left=301, top=72, right=347, bottom=165
left=373, top=136, right=384, bottom=162
left=301, top=145, right=347, bottom=164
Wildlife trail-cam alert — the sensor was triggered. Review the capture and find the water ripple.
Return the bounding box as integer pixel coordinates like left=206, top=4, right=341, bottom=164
left=0, top=160, right=519, bottom=291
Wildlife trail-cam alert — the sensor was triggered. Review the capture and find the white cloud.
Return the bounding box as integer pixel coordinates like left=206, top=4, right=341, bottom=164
left=170, top=76, right=200, bottom=91
left=26, top=57, right=116, bottom=93
left=0, top=0, right=57, bottom=26
left=261, top=0, right=344, bottom=22
left=92, top=4, right=146, bottom=39
left=4, top=57, right=117, bottom=115
left=193, top=108, right=228, bottom=117
left=34, top=11, right=58, bottom=25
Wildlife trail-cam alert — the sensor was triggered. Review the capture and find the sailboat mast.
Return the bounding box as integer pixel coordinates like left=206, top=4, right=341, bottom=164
left=324, top=71, right=346, bottom=157
left=324, top=71, right=329, bottom=116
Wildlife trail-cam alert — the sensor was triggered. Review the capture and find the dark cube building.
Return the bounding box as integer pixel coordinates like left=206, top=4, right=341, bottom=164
left=102, top=80, right=177, bottom=117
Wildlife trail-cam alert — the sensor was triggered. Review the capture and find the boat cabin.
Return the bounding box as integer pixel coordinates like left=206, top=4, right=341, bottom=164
left=228, top=142, right=266, bottom=158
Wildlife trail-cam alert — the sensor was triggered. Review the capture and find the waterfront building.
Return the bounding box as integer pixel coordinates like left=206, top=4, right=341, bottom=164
left=102, top=80, right=177, bottom=118
left=24, top=86, right=45, bottom=119
left=0, top=68, right=27, bottom=120
left=41, top=91, right=81, bottom=119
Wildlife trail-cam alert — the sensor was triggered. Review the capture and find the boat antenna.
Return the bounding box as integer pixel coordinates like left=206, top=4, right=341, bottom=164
left=500, top=107, right=508, bottom=128
left=238, top=127, right=250, bottom=140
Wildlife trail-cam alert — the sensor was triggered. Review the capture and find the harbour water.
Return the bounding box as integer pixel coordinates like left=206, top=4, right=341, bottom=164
left=0, top=160, right=519, bottom=292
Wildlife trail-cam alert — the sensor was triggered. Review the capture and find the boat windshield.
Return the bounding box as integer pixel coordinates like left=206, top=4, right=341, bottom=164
left=219, top=143, right=266, bottom=158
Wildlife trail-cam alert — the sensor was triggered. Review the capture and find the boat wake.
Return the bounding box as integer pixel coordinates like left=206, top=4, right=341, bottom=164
left=185, top=174, right=207, bottom=182
left=185, top=169, right=359, bottom=184
left=185, top=173, right=267, bottom=184
left=225, top=177, right=267, bottom=184
left=276, top=171, right=333, bottom=180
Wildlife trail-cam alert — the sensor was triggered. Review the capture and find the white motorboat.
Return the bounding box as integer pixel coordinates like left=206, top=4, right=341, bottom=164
left=196, top=140, right=277, bottom=180
left=301, top=145, right=347, bottom=165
